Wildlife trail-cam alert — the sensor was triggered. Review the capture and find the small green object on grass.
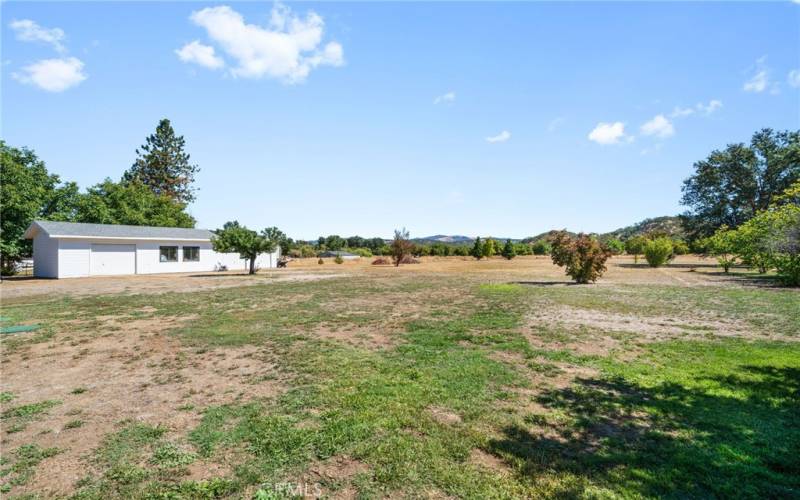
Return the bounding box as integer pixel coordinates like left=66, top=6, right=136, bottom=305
left=1, top=324, right=40, bottom=334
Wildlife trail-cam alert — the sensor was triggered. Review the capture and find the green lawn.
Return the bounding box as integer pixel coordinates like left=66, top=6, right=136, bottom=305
left=1, top=273, right=798, bottom=499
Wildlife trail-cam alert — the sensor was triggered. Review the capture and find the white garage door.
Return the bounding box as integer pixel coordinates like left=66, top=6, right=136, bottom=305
left=90, top=244, right=136, bottom=276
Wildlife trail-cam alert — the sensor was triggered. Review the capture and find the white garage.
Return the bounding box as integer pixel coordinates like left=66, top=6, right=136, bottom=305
left=24, top=220, right=281, bottom=279
left=90, top=244, right=136, bottom=276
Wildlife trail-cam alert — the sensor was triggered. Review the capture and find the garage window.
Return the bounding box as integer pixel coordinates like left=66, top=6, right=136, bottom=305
left=159, top=246, right=178, bottom=262
left=183, top=246, right=200, bottom=262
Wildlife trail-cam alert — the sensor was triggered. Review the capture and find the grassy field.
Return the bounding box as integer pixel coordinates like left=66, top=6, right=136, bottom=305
left=1, top=256, right=798, bottom=499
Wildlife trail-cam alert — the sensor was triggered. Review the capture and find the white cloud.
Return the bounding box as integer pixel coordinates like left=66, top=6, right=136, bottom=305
left=788, top=69, right=800, bottom=88
left=696, top=99, right=723, bottom=115
left=588, top=122, right=627, bottom=145
left=176, top=40, right=225, bottom=70
left=671, top=99, right=722, bottom=119
left=12, top=57, right=86, bottom=92
left=9, top=19, right=65, bottom=53
left=670, top=107, right=694, bottom=118
left=640, top=114, right=675, bottom=138
left=744, top=70, right=768, bottom=93
left=743, top=57, right=775, bottom=93
left=185, top=3, right=344, bottom=84
left=485, top=130, right=511, bottom=143
left=434, top=91, right=455, bottom=105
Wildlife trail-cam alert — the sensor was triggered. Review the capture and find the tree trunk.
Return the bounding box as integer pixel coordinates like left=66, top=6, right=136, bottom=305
left=249, top=257, right=256, bottom=275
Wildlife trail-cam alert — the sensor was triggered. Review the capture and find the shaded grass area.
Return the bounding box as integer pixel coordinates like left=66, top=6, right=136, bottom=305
left=493, top=340, right=800, bottom=498
left=2, top=274, right=799, bottom=498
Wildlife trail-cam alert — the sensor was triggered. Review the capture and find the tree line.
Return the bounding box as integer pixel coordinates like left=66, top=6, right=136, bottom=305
left=1, top=119, right=198, bottom=273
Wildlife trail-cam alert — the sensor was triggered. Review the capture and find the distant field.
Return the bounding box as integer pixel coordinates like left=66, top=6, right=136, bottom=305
left=1, top=256, right=798, bottom=498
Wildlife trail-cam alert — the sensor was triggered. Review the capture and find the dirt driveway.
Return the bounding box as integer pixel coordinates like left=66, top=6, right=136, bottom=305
left=1, top=269, right=346, bottom=301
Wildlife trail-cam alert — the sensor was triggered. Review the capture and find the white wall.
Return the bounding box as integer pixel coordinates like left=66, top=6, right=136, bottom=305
left=40, top=237, right=281, bottom=278
left=58, top=240, right=91, bottom=278
left=32, top=233, right=58, bottom=278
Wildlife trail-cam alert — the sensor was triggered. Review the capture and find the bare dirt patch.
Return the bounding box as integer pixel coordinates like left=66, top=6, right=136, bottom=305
left=428, top=406, right=463, bottom=425
left=469, top=448, right=511, bottom=474
left=0, top=314, right=286, bottom=497
left=527, top=305, right=754, bottom=341
left=1, top=269, right=346, bottom=301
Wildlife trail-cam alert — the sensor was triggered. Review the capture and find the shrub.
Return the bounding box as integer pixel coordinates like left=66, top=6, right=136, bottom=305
left=453, top=246, right=470, bottom=256
left=644, top=237, right=674, bottom=267
left=549, top=231, right=612, bottom=284
left=482, top=238, right=496, bottom=258
left=348, top=247, right=373, bottom=257
left=299, top=245, right=316, bottom=258
left=514, top=243, right=532, bottom=256
left=729, top=201, right=799, bottom=284
left=371, top=257, right=391, bottom=265
left=672, top=240, right=690, bottom=256
left=317, top=258, right=324, bottom=265
left=704, top=228, right=736, bottom=273
left=399, top=255, right=420, bottom=264
left=625, top=235, right=648, bottom=264
left=390, top=228, right=414, bottom=266
left=334, top=255, right=344, bottom=264
left=501, top=239, right=516, bottom=260
left=605, top=238, right=625, bottom=255
left=531, top=240, right=551, bottom=256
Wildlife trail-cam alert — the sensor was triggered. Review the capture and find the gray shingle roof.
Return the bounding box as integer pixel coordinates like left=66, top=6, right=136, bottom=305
left=26, top=220, right=214, bottom=240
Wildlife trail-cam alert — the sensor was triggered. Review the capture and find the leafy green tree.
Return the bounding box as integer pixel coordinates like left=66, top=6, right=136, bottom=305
left=262, top=227, right=290, bottom=255
left=704, top=227, right=737, bottom=273
left=76, top=179, right=195, bottom=228
left=482, top=238, right=496, bottom=258
left=681, top=128, right=800, bottom=240
left=727, top=185, right=800, bottom=284
left=760, top=203, right=800, bottom=286
left=730, top=218, right=773, bottom=273
left=625, top=235, right=648, bottom=264
left=471, top=237, right=483, bottom=260
left=531, top=240, right=551, bottom=256
left=672, top=240, right=690, bottom=256
left=123, top=119, right=199, bottom=203
left=212, top=221, right=275, bottom=275
left=514, top=243, right=532, bottom=256
left=390, top=228, right=413, bottom=266
left=605, top=238, right=625, bottom=255
left=453, top=245, right=469, bottom=256
left=0, top=141, right=81, bottom=271
left=501, top=239, right=516, bottom=260
left=324, top=235, right=346, bottom=251
left=643, top=237, right=674, bottom=268
left=549, top=231, right=612, bottom=284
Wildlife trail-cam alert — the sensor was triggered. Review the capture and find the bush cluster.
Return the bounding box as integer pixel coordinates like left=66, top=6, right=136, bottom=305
left=549, top=231, right=612, bottom=284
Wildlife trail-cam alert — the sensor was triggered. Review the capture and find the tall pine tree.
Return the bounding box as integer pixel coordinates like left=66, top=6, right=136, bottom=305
left=501, top=239, right=516, bottom=260
left=471, top=237, right=483, bottom=260
left=124, top=119, right=199, bottom=203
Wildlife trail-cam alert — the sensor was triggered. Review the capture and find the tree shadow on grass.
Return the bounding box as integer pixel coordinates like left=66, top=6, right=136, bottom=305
left=488, top=367, right=800, bottom=498
left=512, top=281, right=581, bottom=287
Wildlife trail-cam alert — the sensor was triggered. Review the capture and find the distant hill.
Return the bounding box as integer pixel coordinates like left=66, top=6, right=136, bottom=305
left=519, top=216, right=685, bottom=244
left=602, top=216, right=685, bottom=241
left=415, top=235, right=520, bottom=244
left=415, top=235, right=473, bottom=244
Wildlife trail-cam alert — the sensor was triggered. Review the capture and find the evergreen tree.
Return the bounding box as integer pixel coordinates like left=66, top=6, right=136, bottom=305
left=471, top=237, right=483, bottom=260
left=501, top=239, right=516, bottom=260
left=124, top=119, right=199, bottom=203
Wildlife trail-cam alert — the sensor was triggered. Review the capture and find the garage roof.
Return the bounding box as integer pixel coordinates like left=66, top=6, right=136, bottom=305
left=24, top=220, right=215, bottom=241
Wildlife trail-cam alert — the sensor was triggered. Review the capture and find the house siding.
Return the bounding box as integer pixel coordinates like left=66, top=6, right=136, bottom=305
left=38, top=236, right=280, bottom=278
left=32, top=232, right=59, bottom=278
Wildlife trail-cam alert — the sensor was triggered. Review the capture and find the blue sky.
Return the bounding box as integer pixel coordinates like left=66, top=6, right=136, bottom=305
left=2, top=1, right=799, bottom=239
